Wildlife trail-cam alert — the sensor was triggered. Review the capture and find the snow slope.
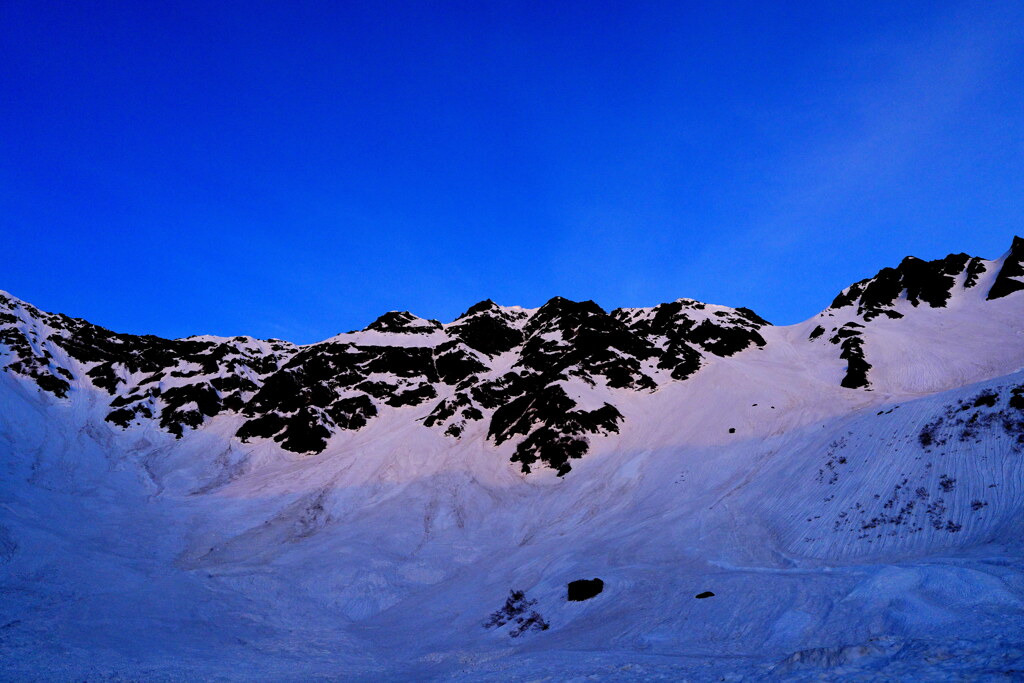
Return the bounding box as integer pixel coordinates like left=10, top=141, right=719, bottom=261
left=2, top=239, right=1024, bottom=680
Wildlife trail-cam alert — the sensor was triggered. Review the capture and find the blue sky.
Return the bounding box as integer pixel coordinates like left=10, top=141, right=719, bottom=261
left=2, top=1, right=1023, bottom=343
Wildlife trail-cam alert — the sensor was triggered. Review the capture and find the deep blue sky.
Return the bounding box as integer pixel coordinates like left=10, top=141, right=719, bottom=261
left=3, top=1, right=1023, bottom=343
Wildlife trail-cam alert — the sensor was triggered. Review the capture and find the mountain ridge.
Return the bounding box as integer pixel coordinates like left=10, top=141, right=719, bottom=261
left=3, top=237, right=1024, bottom=679
left=2, top=236, right=1024, bottom=475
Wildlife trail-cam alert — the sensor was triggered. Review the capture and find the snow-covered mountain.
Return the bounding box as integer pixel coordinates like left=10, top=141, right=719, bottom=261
left=2, top=238, right=1024, bottom=679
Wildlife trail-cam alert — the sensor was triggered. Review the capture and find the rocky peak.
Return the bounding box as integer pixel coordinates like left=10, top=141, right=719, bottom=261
left=365, top=311, right=442, bottom=334
left=455, top=299, right=500, bottom=320
left=829, top=251, right=989, bottom=321
left=446, top=300, right=528, bottom=357
left=987, top=235, right=1024, bottom=301
left=811, top=236, right=1024, bottom=392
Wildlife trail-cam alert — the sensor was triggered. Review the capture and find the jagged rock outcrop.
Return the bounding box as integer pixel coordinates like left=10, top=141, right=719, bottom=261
left=0, top=290, right=771, bottom=474
left=987, top=235, right=1024, bottom=300
left=808, top=238, right=1021, bottom=389
left=829, top=252, right=987, bottom=321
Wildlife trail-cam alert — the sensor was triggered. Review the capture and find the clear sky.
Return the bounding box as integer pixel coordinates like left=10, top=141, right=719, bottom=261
left=3, top=1, right=1023, bottom=343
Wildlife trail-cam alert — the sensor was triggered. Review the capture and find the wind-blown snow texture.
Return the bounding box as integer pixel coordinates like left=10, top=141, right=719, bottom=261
left=3, top=238, right=1024, bottom=680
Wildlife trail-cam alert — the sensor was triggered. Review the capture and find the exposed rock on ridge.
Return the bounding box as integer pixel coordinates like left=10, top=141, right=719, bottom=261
left=0, top=291, right=770, bottom=475
left=809, top=237, right=1022, bottom=389
left=2, top=236, right=1022, bottom=475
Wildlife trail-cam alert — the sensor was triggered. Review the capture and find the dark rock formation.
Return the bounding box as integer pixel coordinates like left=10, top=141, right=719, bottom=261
left=567, top=578, right=604, bottom=601
left=988, top=236, right=1024, bottom=300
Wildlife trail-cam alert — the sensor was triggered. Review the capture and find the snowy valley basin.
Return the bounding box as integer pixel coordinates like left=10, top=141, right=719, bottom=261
left=3, top=239, right=1024, bottom=679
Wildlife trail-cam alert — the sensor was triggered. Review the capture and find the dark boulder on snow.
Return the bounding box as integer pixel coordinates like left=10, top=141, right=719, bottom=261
left=567, top=578, right=604, bottom=601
